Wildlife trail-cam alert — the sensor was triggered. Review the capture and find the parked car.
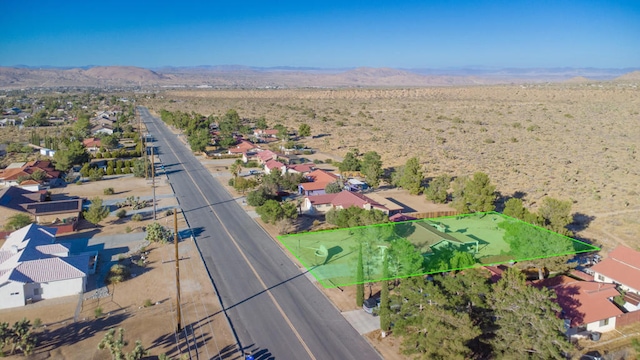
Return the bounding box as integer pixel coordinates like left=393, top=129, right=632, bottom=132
left=363, top=297, right=380, bottom=315
left=580, top=350, right=603, bottom=360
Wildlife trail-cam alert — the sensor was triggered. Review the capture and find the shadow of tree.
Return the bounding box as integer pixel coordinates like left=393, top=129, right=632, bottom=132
left=35, top=313, right=131, bottom=354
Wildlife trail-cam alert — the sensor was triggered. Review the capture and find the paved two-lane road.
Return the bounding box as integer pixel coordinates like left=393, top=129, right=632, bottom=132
left=139, top=107, right=381, bottom=360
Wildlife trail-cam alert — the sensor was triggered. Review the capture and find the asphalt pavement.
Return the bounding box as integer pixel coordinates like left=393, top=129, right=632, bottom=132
left=138, top=107, right=382, bottom=360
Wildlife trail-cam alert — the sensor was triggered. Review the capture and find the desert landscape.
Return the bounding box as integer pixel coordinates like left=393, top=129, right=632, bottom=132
left=143, top=80, right=640, bottom=252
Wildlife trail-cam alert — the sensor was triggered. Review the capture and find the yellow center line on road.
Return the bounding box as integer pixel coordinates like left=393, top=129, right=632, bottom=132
left=159, top=124, right=317, bottom=360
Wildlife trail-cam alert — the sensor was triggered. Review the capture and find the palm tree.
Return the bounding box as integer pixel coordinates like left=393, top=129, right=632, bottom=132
left=229, top=160, right=242, bottom=178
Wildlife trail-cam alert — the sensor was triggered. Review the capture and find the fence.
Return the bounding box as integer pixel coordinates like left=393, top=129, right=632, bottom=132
left=406, top=210, right=459, bottom=219
left=616, top=310, right=640, bottom=328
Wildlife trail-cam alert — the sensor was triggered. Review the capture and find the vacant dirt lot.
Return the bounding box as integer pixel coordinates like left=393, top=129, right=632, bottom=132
left=144, top=84, right=640, bottom=250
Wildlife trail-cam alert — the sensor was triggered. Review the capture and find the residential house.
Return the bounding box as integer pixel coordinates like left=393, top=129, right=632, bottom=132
left=256, top=150, right=278, bottom=165
left=0, top=186, right=82, bottom=233
left=264, top=159, right=286, bottom=175
left=286, top=163, right=315, bottom=175
left=228, top=140, right=257, bottom=156
left=0, top=160, right=62, bottom=188
left=298, top=169, right=340, bottom=196
left=535, top=275, right=623, bottom=336
left=0, top=118, right=16, bottom=127
left=302, top=190, right=390, bottom=214
left=91, top=123, right=114, bottom=136
left=591, top=245, right=640, bottom=295
left=0, top=224, right=90, bottom=309
left=82, top=138, right=102, bottom=152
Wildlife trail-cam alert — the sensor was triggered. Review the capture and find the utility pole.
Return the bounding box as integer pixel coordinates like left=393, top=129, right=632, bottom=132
left=174, top=211, right=182, bottom=332
left=138, top=111, right=148, bottom=179
left=151, top=146, right=156, bottom=220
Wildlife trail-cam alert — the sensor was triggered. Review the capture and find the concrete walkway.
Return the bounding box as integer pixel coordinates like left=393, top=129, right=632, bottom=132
left=342, top=309, right=380, bottom=335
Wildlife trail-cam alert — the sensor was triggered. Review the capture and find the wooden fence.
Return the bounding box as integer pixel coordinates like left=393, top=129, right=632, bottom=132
left=406, top=210, right=459, bottom=219
left=616, top=310, right=640, bottom=328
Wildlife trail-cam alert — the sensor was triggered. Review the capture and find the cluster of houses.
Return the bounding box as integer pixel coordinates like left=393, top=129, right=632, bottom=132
left=486, top=244, right=640, bottom=338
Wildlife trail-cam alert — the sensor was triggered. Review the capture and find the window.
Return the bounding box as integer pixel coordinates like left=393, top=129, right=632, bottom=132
left=599, top=318, right=609, bottom=327
left=10, top=292, right=19, bottom=296
left=597, top=274, right=604, bottom=281
left=33, top=288, right=42, bottom=296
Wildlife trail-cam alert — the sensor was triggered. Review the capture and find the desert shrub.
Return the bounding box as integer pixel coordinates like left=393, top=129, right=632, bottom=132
left=76, top=180, right=83, bottom=185
left=145, top=222, right=173, bottom=243
left=325, top=158, right=332, bottom=164
left=115, top=167, right=122, bottom=175
left=95, top=152, right=103, bottom=159
left=336, top=121, right=345, bottom=127
left=313, top=159, right=323, bottom=164
left=116, top=209, right=127, bottom=219
left=94, top=306, right=103, bottom=318
left=312, top=219, right=321, bottom=227
left=125, top=226, right=132, bottom=233
left=302, top=150, right=313, bottom=155
left=122, top=167, right=131, bottom=174
left=131, top=213, right=143, bottom=221
left=106, top=166, right=114, bottom=175
left=527, top=125, right=540, bottom=132
left=165, top=209, right=174, bottom=216
left=245, top=160, right=259, bottom=168
left=484, top=138, right=495, bottom=144
left=143, top=299, right=153, bottom=307
left=106, top=264, right=130, bottom=284
left=103, top=187, right=115, bottom=195
left=228, top=178, right=235, bottom=186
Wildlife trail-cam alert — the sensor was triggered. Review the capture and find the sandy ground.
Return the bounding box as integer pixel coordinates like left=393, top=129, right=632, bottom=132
left=144, top=85, right=640, bottom=251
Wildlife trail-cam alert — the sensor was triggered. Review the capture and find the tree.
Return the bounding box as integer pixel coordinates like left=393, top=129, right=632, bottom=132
left=399, top=157, right=423, bottom=195
left=233, top=176, right=258, bottom=194
left=131, top=159, right=149, bottom=178
left=503, top=198, right=543, bottom=225
left=392, top=277, right=481, bottom=360
left=379, top=254, right=391, bottom=333
left=255, top=116, right=268, bottom=130
left=489, top=267, right=571, bottom=359
left=298, top=123, right=311, bottom=137
left=188, top=128, right=210, bottom=152
left=246, top=187, right=272, bottom=207
left=73, top=114, right=91, bottom=139
left=356, top=246, right=365, bottom=307
left=4, top=214, right=33, bottom=231
left=538, top=197, right=573, bottom=235
left=84, top=197, right=109, bottom=225
left=145, top=222, right=173, bottom=243
left=324, top=181, right=343, bottom=194
left=452, top=172, right=496, bottom=213
left=281, top=201, right=298, bottom=220
left=338, top=149, right=361, bottom=172
left=101, top=134, right=120, bottom=150
left=424, top=174, right=450, bottom=203
left=387, top=238, right=423, bottom=278
left=229, top=160, right=242, bottom=178
left=361, top=151, right=383, bottom=188
left=465, top=172, right=496, bottom=212
left=30, top=170, right=47, bottom=182
left=89, top=168, right=105, bottom=181
left=53, top=140, right=89, bottom=171
left=256, top=200, right=285, bottom=224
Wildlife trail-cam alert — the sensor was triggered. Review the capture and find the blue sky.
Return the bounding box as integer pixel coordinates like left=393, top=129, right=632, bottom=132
left=1, top=0, right=638, bottom=68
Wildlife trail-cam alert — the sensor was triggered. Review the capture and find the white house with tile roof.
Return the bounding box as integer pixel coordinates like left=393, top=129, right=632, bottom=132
left=0, top=224, right=88, bottom=309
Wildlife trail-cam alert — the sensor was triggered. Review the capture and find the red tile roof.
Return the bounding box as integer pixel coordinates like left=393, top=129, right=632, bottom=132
left=265, top=159, right=285, bottom=170
left=307, top=169, right=339, bottom=183
left=257, top=150, right=277, bottom=162
left=287, top=163, right=314, bottom=173
left=82, top=138, right=102, bottom=148
left=591, top=245, right=640, bottom=291
left=536, top=275, right=622, bottom=327
left=0, top=160, right=60, bottom=181
left=229, top=140, right=257, bottom=154
left=300, top=181, right=330, bottom=191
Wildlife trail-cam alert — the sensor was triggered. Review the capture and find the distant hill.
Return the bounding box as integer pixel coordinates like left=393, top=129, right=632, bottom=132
left=614, top=71, right=640, bottom=82
left=564, top=76, right=592, bottom=83
left=0, top=65, right=637, bottom=89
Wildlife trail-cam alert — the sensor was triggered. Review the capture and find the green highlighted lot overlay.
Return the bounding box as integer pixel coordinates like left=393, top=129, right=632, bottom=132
left=277, top=212, right=599, bottom=288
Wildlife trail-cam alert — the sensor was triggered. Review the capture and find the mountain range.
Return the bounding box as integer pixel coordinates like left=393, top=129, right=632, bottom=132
left=0, top=65, right=638, bottom=89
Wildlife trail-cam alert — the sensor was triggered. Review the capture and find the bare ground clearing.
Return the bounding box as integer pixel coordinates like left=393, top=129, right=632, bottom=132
left=144, top=84, right=640, bottom=250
